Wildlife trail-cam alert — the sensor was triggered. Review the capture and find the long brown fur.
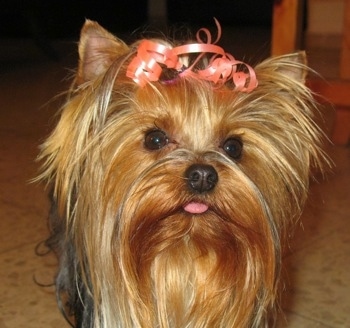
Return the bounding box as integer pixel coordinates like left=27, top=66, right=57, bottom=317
left=38, top=20, right=328, bottom=327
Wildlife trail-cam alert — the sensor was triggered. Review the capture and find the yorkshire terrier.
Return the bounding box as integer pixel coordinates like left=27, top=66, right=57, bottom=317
left=38, top=20, right=327, bottom=327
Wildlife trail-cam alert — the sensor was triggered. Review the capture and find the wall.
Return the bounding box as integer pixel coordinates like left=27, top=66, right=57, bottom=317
left=308, top=0, right=345, bottom=35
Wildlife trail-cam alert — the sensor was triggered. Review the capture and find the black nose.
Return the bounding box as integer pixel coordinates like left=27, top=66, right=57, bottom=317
left=185, top=164, right=218, bottom=193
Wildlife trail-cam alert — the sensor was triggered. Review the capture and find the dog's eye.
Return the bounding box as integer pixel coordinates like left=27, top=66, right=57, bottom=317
left=144, top=130, right=169, bottom=150
left=223, top=137, right=243, bottom=160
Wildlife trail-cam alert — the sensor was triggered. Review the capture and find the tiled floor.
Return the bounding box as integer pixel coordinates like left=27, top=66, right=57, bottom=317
left=0, top=28, right=349, bottom=327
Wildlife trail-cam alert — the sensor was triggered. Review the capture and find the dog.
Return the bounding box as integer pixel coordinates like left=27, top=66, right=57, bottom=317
left=38, top=20, right=327, bottom=327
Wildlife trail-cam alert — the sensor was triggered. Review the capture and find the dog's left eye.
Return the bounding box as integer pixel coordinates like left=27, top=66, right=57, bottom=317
left=223, top=137, right=243, bottom=160
left=144, top=130, right=169, bottom=150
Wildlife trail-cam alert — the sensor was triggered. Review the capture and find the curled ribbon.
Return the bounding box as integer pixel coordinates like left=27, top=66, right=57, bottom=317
left=126, top=19, right=258, bottom=92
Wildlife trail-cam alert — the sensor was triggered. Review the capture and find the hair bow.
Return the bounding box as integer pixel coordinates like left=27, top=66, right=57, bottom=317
left=126, top=19, right=258, bottom=92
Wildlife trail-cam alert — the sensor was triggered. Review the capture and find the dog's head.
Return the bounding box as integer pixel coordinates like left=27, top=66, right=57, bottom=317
left=39, top=20, right=327, bottom=327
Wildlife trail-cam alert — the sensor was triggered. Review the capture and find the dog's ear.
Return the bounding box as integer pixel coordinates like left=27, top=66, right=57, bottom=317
left=277, top=51, right=308, bottom=83
left=76, top=20, right=129, bottom=84
left=255, top=51, right=308, bottom=85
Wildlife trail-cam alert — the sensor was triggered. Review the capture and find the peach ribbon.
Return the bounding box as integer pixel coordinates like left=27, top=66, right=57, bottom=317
left=126, top=19, right=257, bottom=92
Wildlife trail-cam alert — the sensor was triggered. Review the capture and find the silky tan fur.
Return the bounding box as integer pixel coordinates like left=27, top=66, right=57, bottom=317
left=38, top=20, right=328, bottom=327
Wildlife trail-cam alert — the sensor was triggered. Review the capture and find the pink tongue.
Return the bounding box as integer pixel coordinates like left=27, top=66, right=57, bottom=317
left=183, top=202, right=209, bottom=214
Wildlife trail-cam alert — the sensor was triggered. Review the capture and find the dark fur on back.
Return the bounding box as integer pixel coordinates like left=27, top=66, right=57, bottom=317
left=46, top=194, right=94, bottom=327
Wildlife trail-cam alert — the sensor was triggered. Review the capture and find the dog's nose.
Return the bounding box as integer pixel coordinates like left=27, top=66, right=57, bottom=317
left=185, top=164, right=218, bottom=193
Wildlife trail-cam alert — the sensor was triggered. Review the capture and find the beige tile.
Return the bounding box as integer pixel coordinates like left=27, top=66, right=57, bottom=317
left=0, top=143, right=50, bottom=252
left=0, top=242, right=67, bottom=327
left=0, top=62, right=68, bottom=252
left=279, top=146, right=350, bottom=327
left=0, top=133, right=50, bottom=251
left=0, top=59, right=70, bottom=327
left=277, top=311, right=334, bottom=328
left=287, top=146, right=350, bottom=253
left=281, top=225, right=350, bottom=327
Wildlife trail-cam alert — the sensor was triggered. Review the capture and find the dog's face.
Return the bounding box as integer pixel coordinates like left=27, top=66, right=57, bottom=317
left=39, top=21, right=327, bottom=327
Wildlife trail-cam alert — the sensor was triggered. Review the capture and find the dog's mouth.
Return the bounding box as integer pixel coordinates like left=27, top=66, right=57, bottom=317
left=183, top=201, right=209, bottom=214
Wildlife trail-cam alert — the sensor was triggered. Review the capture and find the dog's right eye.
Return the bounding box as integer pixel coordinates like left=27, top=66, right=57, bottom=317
left=222, top=137, right=243, bottom=160
left=144, top=130, right=169, bottom=150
